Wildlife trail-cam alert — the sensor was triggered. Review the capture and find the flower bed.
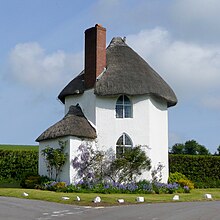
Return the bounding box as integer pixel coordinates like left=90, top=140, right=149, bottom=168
left=40, top=179, right=190, bottom=194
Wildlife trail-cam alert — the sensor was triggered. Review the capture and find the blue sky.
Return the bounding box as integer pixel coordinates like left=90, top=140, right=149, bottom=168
left=1, top=0, right=220, bottom=153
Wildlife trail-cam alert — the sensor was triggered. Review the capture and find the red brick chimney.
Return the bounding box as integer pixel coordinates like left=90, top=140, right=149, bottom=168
left=84, top=24, right=106, bottom=89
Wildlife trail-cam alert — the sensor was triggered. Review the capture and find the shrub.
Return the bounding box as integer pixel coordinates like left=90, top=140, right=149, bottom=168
left=178, top=178, right=194, bottom=190
left=45, top=181, right=67, bottom=191
left=193, top=178, right=220, bottom=188
left=41, top=141, right=68, bottom=181
left=168, top=172, right=188, bottom=183
left=169, top=154, right=220, bottom=188
left=168, top=172, right=194, bottom=191
left=21, top=174, right=51, bottom=189
left=0, top=150, right=38, bottom=181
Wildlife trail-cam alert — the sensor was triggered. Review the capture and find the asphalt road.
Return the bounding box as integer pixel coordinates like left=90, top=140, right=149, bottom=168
left=0, top=197, right=220, bottom=220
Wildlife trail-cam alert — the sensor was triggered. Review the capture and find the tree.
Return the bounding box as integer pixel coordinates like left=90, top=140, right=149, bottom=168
left=170, top=143, right=184, bottom=154
left=41, top=140, right=68, bottom=181
left=214, top=145, right=220, bottom=156
left=197, top=145, right=210, bottom=155
left=184, top=140, right=198, bottom=155
left=108, top=146, right=151, bottom=183
left=170, top=140, right=210, bottom=155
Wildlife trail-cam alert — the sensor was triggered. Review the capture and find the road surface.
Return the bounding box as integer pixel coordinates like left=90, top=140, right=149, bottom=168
left=0, top=197, right=219, bottom=220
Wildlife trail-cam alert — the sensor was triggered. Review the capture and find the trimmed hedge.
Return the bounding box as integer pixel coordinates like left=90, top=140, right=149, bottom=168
left=0, top=150, right=38, bottom=181
left=1, top=148, right=220, bottom=188
left=169, top=154, right=220, bottom=187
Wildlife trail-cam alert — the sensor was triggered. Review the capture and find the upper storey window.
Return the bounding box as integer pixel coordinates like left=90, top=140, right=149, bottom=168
left=115, top=95, right=132, bottom=118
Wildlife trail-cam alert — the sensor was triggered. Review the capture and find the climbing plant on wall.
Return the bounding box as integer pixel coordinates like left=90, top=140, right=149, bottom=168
left=41, top=140, right=68, bottom=181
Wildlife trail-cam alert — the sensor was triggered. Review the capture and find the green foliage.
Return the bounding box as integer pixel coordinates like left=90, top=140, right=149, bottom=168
left=168, top=172, right=194, bottom=191
left=151, top=163, right=165, bottom=183
left=45, top=181, right=67, bottom=191
left=178, top=179, right=194, bottom=190
left=0, top=150, right=38, bottom=181
left=214, top=145, right=220, bottom=156
left=169, top=154, right=220, bottom=188
left=72, top=144, right=151, bottom=184
left=108, top=146, right=151, bottom=183
left=20, top=174, right=51, bottom=189
left=40, top=179, right=188, bottom=195
left=193, top=178, right=220, bottom=188
left=168, top=172, right=188, bottom=183
left=170, top=140, right=210, bottom=155
left=170, top=143, right=184, bottom=154
left=41, top=141, right=68, bottom=181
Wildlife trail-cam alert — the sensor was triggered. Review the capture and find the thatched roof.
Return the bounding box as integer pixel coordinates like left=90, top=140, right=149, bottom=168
left=58, top=37, right=177, bottom=107
left=36, top=105, right=97, bottom=142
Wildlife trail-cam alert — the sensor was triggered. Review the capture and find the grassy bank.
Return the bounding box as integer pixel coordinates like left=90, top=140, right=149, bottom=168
left=0, top=144, right=38, bottom=151
left=0, top=188, right=219, bottom=206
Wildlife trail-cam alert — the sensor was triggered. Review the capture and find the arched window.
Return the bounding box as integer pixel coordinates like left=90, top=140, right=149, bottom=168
left=116, top=133, right=133, bottom=157
left=115, top=95, right=132, bottom=118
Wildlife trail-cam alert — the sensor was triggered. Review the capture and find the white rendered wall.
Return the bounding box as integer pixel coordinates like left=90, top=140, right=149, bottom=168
left=39, top=136, right=96, bottom=184
left=69, top=138, right=96, bottom=184
left=95, top=95, right=150, bottom=149
left=148, top=97, right=168, bottom=182
left=65, top=91, right=169, bottom=182
left=38, top=137, right=71, bottom=184
left=95, top=95, right=168, bottom=181
left=65, top=89, right=96, bottom=125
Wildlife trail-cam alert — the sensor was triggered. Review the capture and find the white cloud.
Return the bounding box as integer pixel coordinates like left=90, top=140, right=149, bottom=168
left=127, top=27, right=220, bottom=107
left=8, top=42, right=83, bottom=91
left=170, top=0, right=220, bottom=43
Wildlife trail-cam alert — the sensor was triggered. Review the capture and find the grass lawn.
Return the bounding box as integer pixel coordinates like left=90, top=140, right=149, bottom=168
left=0, top=188, right=219, bottom=206
left=0, top=144, right=38, bottom=151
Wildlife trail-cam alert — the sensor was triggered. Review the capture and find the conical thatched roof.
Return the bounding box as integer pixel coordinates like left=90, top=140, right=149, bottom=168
left=36, top=105, right=97, bottom=142
left=58, top=37, right=177, bottom=107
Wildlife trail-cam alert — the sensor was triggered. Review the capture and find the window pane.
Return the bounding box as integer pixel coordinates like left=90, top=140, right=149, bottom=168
left=116, top=95, right=123, bottom=105
left=124, top=106, right=132, bottom=118
left=116, top=135, right=123, bottom=145
left=123, top=95, right=130, bottom=104
left=116, top=105, right=123, bottom=118
left=125, top=134, right=132, bottom=145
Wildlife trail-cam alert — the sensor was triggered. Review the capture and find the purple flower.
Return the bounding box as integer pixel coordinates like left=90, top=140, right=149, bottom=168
left=104, top=184, right=110, bottom=189
left=184, top=186, right=189, bottom=190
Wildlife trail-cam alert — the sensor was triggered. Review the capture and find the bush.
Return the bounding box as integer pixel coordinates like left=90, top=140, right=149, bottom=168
left=178, top=178, right=194, bottom=190
left=193, top=178, right=220, bottom=188
left=21, top=174, right=51, bottom=189
left=168, top=172, right=188, bottom=183
left=169, top=154, right=220, bottom=188
left=44, top=181, right=67, bottom=191
left=0, top=150, right=38, bottom=181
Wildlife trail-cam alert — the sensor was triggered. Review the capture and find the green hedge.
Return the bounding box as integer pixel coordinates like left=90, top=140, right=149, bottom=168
left=0, top=150, right=38, bottom=181
left=169, top=154, right=220, bottom=187
left=1, top=148, right=220, bottom=187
